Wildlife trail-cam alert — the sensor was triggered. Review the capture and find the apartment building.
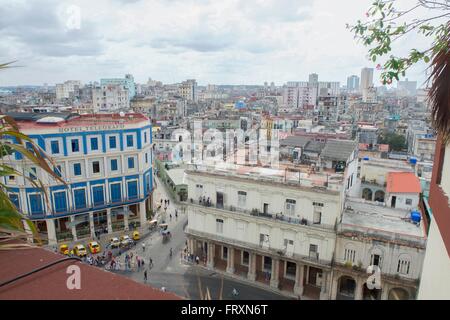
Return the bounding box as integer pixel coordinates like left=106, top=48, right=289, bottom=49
left=55, top=80, right=81, bottom=100
left=185, top=161, right=358, bottom=299
left=93, top=84, right=130, bottom=112
left=333, top=198, right=426, bottom=300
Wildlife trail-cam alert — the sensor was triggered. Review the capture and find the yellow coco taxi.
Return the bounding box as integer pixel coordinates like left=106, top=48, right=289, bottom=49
left=59, top=244, right=69, bottom=255
left=132, top=231, right=140, bottom=241
left=88, top=241, right=101, bottom=254
left=72, top=244, right=87, bottom=257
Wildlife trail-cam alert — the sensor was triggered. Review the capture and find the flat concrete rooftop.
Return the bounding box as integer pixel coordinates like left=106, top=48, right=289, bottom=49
left=340, top=198, right=426, bottom=244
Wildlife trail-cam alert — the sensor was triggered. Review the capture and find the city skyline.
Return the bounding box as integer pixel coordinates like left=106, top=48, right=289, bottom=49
left=0, top=0, right=431, bottom=87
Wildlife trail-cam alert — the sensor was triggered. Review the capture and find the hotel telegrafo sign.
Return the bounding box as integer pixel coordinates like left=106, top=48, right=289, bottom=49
left=58, top=124, right=125, bottom=133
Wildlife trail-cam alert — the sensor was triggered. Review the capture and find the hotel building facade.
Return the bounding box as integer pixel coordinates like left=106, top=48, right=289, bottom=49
left=3, top=113, right=153, bottom=245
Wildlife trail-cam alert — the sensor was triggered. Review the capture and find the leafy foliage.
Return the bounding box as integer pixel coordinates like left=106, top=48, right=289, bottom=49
left=348, top=0, right=450, bottom=84
left=378, top=132, right=407, bottom=151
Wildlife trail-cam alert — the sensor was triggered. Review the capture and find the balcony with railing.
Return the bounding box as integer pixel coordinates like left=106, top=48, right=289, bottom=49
left=187, top=199, right=336, bottom=231
left=28, top=195, right=145, bottom=220
left=185, top=228, right=332, bottom=266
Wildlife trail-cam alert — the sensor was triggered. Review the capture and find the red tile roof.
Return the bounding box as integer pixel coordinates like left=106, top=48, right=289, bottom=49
left=386, top=172, right=421, bottom=194
left=0, top=246, right=181, bottom=300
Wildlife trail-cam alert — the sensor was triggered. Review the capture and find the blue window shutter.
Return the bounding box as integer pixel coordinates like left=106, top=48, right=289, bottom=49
left=92, top=186, right=104, bottom=206
left=128, top=157, right=135, bottom=169
left=73, top=163, right=81, bottom=176
left=109, top=136, right=116, bottom=149
left=145, top=153, right=148, bottom=163
left=53, top=191, right=67, bottom=213
left=126, top=135, right=134, bottom=147
left=110, top=184, right=121, bottom=203
left=71, top=139, right=79, bottom=152
left=127, top=181, right=138, bottom=199
left=9, top=194, right=20, bottom=210
left=74, top=189, right=86, bottom=209
left=91, top=137, right=98, bottom=150
left=111, top=159, right=118, bottom=171
left=51, top=141, right=59, bottom=154
left=29, top=194, right=43, bottom=214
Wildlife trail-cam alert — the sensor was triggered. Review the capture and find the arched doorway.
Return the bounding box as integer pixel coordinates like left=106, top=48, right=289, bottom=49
left=374, top=190, right=385, bottom=202
left=337, top=276, right=356, bottom=300
left=388, top=287, right=410, bottom=300
left=362, top=283, right=381, bottom=300
left=362, top=188, right=373, bottom=201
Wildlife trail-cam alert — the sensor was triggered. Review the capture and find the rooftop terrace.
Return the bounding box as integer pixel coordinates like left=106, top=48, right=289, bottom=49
left=339, top=198, right=426, bottom=247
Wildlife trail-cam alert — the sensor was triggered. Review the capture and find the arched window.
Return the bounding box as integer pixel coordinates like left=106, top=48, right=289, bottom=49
left=397, top=254, right=411, bottom=275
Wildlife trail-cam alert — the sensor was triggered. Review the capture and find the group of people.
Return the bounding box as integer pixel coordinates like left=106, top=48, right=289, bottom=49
left=199, top=196, right=211, bottom=207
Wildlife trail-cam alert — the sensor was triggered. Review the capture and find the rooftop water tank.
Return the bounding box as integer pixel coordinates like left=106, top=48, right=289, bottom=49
left=409, top=157, right=417, bottom=165
left=411, top=211, right=421, bottom=223
left=363, top=156, right=369, bottom=160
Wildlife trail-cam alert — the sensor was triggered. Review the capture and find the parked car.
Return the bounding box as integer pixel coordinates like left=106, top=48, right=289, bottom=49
left=71, top=244, right=87, bottom=257
left=120, top=235, right=133, bottom=247
left=88, top=241, right=101, bottom=254
left=110, top=237, right=120, bottom=248
left=59, top=244, right=69, bottom=255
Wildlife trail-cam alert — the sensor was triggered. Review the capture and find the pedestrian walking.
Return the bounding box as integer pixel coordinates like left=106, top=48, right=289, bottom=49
left=142, top=242, right=146, bottom=252
left=196, top=256, right=200, bottom=264
left=144, top=270, right=147, bottom=282
left=167, top=199, right=170, bottom=205
left=169, top=214, right=172, bottom=221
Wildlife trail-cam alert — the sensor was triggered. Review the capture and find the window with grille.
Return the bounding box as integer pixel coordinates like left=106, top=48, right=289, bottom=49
left=238, top=191, right=247, bottom=208
left=309, top=244, right=318, bottom=259
left=397, top=259, right=411, bottom=275
left=344, top=248, right=356, bottom=263
left=285, top=199, right=296, bottom=216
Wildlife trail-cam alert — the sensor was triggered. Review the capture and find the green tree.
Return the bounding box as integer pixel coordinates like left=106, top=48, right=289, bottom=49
left=348, top=1, right=450, bottom=84
left=0, top=61, right=65, bottom=249
left=379, top=132, right=407, bottom=151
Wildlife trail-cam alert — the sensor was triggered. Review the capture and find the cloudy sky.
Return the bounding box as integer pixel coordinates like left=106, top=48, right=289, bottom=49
left=0, top=0, right=432, bottom=86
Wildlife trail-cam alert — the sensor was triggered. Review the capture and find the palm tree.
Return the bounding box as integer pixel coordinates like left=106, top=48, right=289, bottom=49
left=0, top=62, right=65, bottom=249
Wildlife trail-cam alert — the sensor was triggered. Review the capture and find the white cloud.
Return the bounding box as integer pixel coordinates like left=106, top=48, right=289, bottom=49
left=0, top=0, right=431, bottom=86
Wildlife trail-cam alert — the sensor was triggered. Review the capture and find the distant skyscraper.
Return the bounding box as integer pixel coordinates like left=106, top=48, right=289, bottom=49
left=361, top=67, right=374, bottom=102
left=346, top=75, right=360, bottom=92
left=309, top=73, right=319, bottom=85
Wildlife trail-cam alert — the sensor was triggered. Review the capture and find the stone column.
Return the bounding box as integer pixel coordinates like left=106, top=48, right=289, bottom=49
left=355, top=277, right=364, bottom=300
left=89, top=212, right=95, bottom=238
left=226, top=247, right=235, bottom=274
left=139, top=201, right=147, bottom=227
left=247, top=252, right=256, bottom=281
left=207, top=242, right=215, bottom=269
left=70, top=215, right=78, bottom=241
left=123, top=206, right=129, bottom=231
left=270, top=258, right=280, bottom=288
left=106, top=208, right=113, bottom=233
left=46, top=219, right=57, bottom=246
left=294, top=263, right=304, bottom=296
left=330, top=273, right=339, bottom=300
left=320, top=271, right=330, bottom=300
